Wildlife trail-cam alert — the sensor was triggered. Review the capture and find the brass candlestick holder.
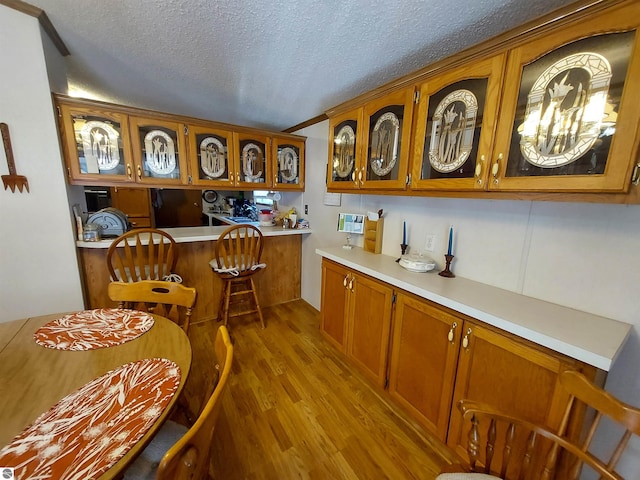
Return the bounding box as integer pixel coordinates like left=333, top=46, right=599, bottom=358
left=439, top=254, right=455, bottom=278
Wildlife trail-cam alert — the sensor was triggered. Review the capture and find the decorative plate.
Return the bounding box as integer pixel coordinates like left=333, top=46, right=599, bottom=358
left=200, top=137, right=226, bottom=178
left=34, top=308, right=154, bottom=351
left=242, top=143, right=264, bottom=180
left=334, top=125, right=355, bottom=178
left=370, top=112, right=400, bottom=176
left=144, top=130, right=176, bottom=175
left=429, top=89, right=478, bottom=173
left=279, top=147, right=298, bottom=181
left=518, top=52, right=611, bottom=168
left=0, top=358, right=180, bottom=480
left=80, top=120, right=121, bottom=171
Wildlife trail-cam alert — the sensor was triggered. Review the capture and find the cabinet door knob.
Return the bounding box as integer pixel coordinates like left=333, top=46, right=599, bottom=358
left=632, top=161, right=640, bottom=186
left=448, top=322, right=458, bottom=343
left=475, top=156, right=484, bottom=185
left=343, top=274, right=349, bottom=288
left=348, top=276, right=354, bottom=291
left=126, top=164, right=132, bottom=179
left=492, top=153, right=503, bottom=185
left=137, top=165, right=142, bottom=180
left=462, top=327, right=472, bottom=350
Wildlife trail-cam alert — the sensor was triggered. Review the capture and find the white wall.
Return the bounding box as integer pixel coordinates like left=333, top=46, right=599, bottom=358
left=296, top=121, right=640, bottom=477
left=0, top=5, right=84, bottom=322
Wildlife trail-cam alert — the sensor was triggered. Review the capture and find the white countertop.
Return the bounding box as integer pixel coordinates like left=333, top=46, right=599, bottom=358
left=77, top=225, right=311, bottom=248
left=316, top=246, right=631, bottom=372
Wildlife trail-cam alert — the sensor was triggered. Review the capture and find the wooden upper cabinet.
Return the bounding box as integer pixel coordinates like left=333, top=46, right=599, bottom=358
left=187, top=124, right=235, bottom=187
left=327, top=107, right=364, bottom=190
left=233, top=132, right=271, bottom=188
left=57, top=101, right=134, bottom=184
left=128, top=116, right=189, bottom=186
left=490, top=3, right=640, bottom=193
left=324, top=1, right=640, bottom=201
left=411, top=54, right=506, bottom=191
left=361, top=87, right=415, bottom=190
left=272, top=136, right=305, bottom=191
left=55, top=95, right=306, bottom=191
left=327, top=89, right=414, bottom=191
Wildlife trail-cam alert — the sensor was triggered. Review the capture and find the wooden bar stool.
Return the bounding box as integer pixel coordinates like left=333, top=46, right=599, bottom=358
left=210, top=224, right=266, bottom=328
left=107, top=228, right=178, bottom=282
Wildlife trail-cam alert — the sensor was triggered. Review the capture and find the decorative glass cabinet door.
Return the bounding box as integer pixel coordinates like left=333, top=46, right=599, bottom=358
left=188, top=125, right=235, bottom=187
left=58, top=102, right=133, bottom=183
left=273, top=136, right=305, bottom=190
left=327, top=108, right=363, bottom=190
left=361, top=88, right=415, bottom=190
left=490, top=7, right=640, bottom=193
left=234, top=132, right=270, bottom=187
left=129, top=116, right=189, bottom=186
left=411, top=55, right=505, bottom=191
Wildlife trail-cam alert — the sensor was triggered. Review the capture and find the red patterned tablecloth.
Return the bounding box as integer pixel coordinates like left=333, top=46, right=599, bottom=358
left=0, top=358, right=180, bottom=480
left=34, top=308, right=154, bottom=350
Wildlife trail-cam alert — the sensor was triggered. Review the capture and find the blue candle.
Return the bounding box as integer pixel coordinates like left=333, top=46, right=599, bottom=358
left=403, top=221, right=407, bottom=245
left=447, top=226, right=453, bottom=256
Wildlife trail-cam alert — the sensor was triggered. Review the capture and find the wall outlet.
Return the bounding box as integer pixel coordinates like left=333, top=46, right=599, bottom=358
left=425, top=234, right=436, bottom=252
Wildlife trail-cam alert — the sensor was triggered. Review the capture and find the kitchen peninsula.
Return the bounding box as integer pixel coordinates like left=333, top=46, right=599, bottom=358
left=77, top=225, right=311, bottom=323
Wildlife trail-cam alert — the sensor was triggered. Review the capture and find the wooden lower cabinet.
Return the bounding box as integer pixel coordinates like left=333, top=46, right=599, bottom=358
left=446, top=320, right=589, bottom=457
left=321, top=261, right=601, bottom=449
left=320, top=260, right=350, bottom=350
left=347, top=270, right=393, bottom=387
left=388, top=292, right=460, bottom=440
left=320, top=260, right=393, bottom=387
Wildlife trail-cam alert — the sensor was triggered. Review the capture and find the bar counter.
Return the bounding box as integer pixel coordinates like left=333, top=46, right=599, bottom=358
left=76, top=226, right=312, bottom=323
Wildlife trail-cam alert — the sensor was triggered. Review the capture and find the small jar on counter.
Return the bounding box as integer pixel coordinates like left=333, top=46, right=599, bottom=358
left=82, top=224, right=101, bottom=242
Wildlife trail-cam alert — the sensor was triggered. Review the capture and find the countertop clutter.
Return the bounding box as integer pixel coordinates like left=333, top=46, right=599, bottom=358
left=316, top=246, right=631, bottom=371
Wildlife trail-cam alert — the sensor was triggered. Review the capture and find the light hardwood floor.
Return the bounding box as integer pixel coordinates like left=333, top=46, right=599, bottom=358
left=180, top=300, right=458, bottom=479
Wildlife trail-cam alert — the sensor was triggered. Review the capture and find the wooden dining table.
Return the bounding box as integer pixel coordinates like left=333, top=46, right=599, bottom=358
left=0, top=310, right=192, bottom=479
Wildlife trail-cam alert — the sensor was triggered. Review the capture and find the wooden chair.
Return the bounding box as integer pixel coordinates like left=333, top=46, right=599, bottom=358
left=209, top=224, right=266, bottom=328
left=123, top=325, right=233, bottom=480
left=107, top=228, right=178, bottom=282
left=108, top=280, right=196, bottom=333
left=437, top=370, right=640, bottom=480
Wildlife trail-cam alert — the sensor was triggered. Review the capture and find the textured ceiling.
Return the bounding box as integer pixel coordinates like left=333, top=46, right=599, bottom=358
left=27, top=0, right=576, bottom=131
